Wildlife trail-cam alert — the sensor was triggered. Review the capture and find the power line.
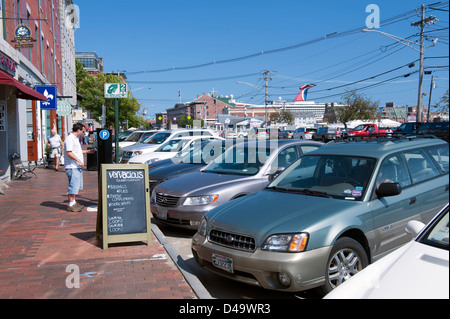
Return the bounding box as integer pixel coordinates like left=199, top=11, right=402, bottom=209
left=124, top=5, right=428, bottom=76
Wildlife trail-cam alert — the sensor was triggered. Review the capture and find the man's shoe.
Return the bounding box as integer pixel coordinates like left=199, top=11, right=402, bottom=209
left=67, top=203, right=84, bottom=212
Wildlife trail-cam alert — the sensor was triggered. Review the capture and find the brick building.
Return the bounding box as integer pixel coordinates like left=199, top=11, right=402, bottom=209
left=0, top=0, right=77, bottom=182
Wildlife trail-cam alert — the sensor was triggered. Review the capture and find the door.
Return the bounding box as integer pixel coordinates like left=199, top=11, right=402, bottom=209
left=27, top=100, right=38, bottom=161
left=369, top=153, right=419, bottom=259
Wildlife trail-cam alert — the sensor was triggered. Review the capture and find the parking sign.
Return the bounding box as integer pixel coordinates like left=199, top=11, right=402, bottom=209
left=104, top=83, right=127, bottom=98
left=99, top=129, right=110, bottom=140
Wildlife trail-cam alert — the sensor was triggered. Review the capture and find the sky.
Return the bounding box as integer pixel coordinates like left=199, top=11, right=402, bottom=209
left=74, top=0, right=449, bottom=119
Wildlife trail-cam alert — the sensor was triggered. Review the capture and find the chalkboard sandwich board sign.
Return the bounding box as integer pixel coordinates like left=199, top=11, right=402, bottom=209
left=97, top=164, right=151, bottom=249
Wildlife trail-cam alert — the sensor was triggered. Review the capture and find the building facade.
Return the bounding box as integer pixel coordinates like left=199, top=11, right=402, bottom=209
left=0, top=0, right=77, bottom=182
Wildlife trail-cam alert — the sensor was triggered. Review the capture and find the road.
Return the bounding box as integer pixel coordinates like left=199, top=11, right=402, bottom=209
left=153, top=218, right=321, bottom=299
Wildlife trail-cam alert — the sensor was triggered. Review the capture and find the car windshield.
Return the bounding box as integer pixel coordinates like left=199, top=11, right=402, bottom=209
left=179, top=142, right=227, bottom=165
left=136, top=132, right=157, bottom=144
left=145, top=132, right=171, bottom=145
left=124, top=132, right=144, bottom=142
left=156, top=138, right=191, bottom=152
left=268, top=155, right=376, bottom=200
left=203, top=143, right=273, bottom=176
left=419, top=209, right=449, bottom=251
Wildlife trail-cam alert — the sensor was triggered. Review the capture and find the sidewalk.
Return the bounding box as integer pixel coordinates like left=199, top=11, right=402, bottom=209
left=0, top=163, right=198, bottom=299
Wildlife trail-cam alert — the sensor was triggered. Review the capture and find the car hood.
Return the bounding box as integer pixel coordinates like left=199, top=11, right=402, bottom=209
left=206, top=190, right=361, bottom=245
left=324, top=241, right=449, bottom=299
left=121, top=143, right=160, bottom=152
left=149, top=163, right=205, bottom=179
left=155, top=171, right=256, bottom=197
left=129, top=151, right=174, bottom=163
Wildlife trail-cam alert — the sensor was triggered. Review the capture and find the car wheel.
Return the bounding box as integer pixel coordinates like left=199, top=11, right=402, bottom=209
left=320, top=237, right=368, bottom=295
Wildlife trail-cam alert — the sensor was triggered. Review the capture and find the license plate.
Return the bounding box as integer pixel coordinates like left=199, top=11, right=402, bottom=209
left=156, top=207, right=167, bottom=219
left=212, top=253, right=234, bottom=274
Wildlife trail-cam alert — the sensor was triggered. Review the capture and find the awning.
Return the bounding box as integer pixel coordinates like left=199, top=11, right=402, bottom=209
left=0, top=70, right=46, bottom=101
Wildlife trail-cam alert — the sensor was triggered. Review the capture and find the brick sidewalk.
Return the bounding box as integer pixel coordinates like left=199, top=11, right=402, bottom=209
left=0, top=165, right=197, bottom=299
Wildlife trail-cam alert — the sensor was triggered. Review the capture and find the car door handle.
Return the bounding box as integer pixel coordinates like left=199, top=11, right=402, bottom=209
left=445, top=185, right=449, bottom=192
left=409, top=197, right=417, bottom=205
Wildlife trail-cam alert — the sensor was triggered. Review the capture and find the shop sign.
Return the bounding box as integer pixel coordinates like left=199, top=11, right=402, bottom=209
left=0, top=52, right=17, bottom=76
left=11, top=24, right=36, bottom=49
left=0, top=101, right=6, bottom=132
left=35, top=85, right=57, bottom=110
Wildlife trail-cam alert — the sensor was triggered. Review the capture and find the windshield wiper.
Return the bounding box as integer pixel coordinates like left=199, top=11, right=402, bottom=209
left=296, top=188, right=331, bottom=198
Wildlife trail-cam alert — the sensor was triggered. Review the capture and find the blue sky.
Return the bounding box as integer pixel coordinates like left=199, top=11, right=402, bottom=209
left=74, top=0, right=449, bottom=119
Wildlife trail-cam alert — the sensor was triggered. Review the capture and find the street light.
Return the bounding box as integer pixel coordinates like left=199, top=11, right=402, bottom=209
left=362, top=28, right=438, bottom=124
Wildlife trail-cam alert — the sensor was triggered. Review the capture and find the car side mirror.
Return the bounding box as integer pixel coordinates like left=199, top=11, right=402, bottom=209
left=267, top=167, right=285, bottom=182
left=376, top=182, right=402, bottom=198
left=405, top=220, right=425, bottom=237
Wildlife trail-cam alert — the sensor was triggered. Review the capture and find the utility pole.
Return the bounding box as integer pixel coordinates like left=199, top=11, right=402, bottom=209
left=260, top=70, right=272, bottom=126
left=411, top=4, right=438, bottom=124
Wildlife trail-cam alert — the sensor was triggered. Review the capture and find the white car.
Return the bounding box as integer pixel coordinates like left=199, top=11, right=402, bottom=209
left=292, top=127, right=317, bottom=140
left=120, top=128, right=218, bottom=163
left=324, top=204, right=449, bottom=299
left=115, top=130, right=158, bottom=150
left=128, top=136, right=223, bottom=164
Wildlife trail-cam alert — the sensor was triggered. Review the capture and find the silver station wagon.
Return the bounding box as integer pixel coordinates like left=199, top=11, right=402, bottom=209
left=192, top=136, right=449, bottom=294
left=151, top=140, right=323, bottom=229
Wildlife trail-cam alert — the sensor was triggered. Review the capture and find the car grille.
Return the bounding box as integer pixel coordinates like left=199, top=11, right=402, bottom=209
left=155, top=193, right=180, bottom=207
left=208, top=229, right=256, bottom=252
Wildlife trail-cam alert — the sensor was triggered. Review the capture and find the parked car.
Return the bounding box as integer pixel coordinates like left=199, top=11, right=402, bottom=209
left=148, top=139, right=239, bottom=193
left=292, top=127, right=317, bottom=140
left=128, top=136, right=223, bottom=164
left=343, top=123, right=386, bottom=139
left=120, top=128, right=218, bottom=163
left=225, top=130, right=248, bottom=139
left=414, top=121, right=449, bottom=142
left=191, top=135, right=449, bottom=294
left=324, top=203, right=449, bottom=299
left=151, top=140, right=323, bottom=229
left=312, top=126, right=343, bottom=142
left=115, top=129, right=159, bottom=150
left=248, top=127, right=280, bottom=139
left=279, top=130, right=295, bottom=139
left=394, top=122, right=424, bottom=134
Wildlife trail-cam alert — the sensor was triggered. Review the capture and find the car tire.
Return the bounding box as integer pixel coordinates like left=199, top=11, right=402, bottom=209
left=319, top=237, right=369, bottom=295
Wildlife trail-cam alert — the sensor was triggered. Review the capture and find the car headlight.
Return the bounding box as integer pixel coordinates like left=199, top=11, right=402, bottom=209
left=183, top=195, right=219, bottom=206
left=198, top=216, right=208, bottom=236
left=146, top=158, right=161, bottom=164
left=262, top=233, right=308, bottom=252
left=133, top=151, right=143, bottom=156
left=150, top=190, right=156, bottom=205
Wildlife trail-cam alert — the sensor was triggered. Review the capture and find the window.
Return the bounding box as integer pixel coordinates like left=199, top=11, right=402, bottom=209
left=270, top=146, right=299, bottom=171
left=404, top=150, right=440, bottom=184
left=427, top=145, right=449, bottom=173
left=300, top=145, right=321, bottom=154
left=376, top=154, right=411, bottom=189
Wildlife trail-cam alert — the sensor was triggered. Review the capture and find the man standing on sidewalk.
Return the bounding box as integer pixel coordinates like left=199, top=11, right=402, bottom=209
left=65, top=123, right=94, bottom=212
left=47, top=129, right=63, bottom=171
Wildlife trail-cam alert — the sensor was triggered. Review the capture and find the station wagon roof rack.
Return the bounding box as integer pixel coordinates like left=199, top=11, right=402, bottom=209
left=338, top=133, right=440, bottom=144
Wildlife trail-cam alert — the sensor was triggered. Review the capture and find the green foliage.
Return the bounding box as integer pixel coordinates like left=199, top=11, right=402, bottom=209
left=434, top=88, right=449, bottom=113
left=336, top=89, right=379, bottom=129
left=269, top=109, right=295, bottom=125
left=75, top=59, right=142, bottom=128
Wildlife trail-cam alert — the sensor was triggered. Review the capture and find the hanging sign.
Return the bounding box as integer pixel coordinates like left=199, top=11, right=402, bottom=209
left=35, top=85, right=57, bottom=110
left=11, top=24, right=36, bottom=49
left=56, top=101, right=72, bottom=116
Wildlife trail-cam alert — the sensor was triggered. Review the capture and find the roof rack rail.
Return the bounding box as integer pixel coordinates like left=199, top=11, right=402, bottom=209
left=340, top=133, right=438, bottom=143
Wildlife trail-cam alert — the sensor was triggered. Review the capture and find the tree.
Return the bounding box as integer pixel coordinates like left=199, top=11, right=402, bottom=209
left=434, top=88, right=449, bottom=113
left=76, top=60, right=142, bottom=128
left=269, top=109, right=295, bottom=125
left=335, top=89, right=379, bottom=129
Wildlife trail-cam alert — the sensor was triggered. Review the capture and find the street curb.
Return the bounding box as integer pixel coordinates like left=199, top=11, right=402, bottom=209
left=151, top=223, right=213, bottom=299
